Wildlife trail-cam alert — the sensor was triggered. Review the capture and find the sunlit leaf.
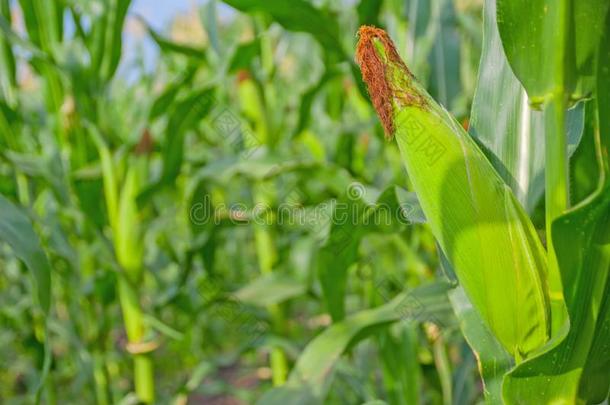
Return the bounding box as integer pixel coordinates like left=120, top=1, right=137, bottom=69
left=470, top=0, right=584, bottom=213
left=357, top=27, right=550, bottom=358
left=497, top=0, right=609, bottom=104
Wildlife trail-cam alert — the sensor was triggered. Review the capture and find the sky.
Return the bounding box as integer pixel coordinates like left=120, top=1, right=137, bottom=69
left=121, top=0, right=201, bottom=78
left=121, top=0, right=235, bottom=79
left=131, top=0, right=196, bottom=31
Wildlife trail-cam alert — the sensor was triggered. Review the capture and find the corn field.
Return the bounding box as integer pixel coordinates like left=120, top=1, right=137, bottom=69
left=0, top=0, right=609, bottom=404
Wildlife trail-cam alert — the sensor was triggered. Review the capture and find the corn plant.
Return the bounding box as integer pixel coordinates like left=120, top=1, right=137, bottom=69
left=355, top=1, right=610, bottom=401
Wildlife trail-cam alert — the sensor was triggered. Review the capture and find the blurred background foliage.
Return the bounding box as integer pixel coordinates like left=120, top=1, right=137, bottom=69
left=0, top=0, right=489, bottom=403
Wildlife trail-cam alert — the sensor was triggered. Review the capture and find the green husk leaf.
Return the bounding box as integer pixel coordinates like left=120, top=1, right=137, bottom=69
left=356, top=26, right=550, bottom=359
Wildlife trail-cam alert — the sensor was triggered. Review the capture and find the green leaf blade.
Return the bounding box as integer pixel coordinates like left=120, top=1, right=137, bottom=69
left=0, top=195, right=51, bottom=315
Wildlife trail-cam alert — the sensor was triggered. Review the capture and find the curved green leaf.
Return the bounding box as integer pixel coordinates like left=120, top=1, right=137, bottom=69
left=317, top=185, right=423, bottom=321
left=502, top=185, right=610, bottom=404
left=221, top=0, right=344, bottom=56
left=258, top=282, right=452, bottom=405
left=139, top=16, right=207, bottom=60
left=139, top=87, right=215, bottom=203
left=470, top=0, right=584, bottom=213
left=503, top=27, right=610, bottom=402
left=101, top=0, right=131, bottom=80
left=497, top=0, right=609, bottom=104
left=449, top=287, right=512, bottom=404
left=0, top=195, right=51, bottom=314
left=579, top=21, right=610, bottom=402
left=235, top=273, right=307, bottom=307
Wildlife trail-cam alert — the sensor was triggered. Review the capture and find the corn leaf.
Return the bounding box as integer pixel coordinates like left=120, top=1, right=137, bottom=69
left=17, top=0, right=63, bottom=53
left=139, top=17, right=207, bottom=60
left=148, top=65, right=199, bottom=121
left=579, top=23, right=610, bottom=401
left=196, top=154, right=320, bottom=184
left=503, top=20, right=610, bottom=403
left=0, top=195, right=53, bottom=400
left=317, top=185, right=424, bottom=321
left=0, top=14, right=48, bottom=62
left=257, top=282, right=452, bottom=405
left=470, top=0, right=584, bottom=213
left=378, top=323, right=421, bottom=404
left=13, top=1, right=63, bottom=111
left=235, top=273, right=307, bottom=307
left=221, top=0, right=344, bottom=57
left=570, top=103, right=600, bottom=205
left=139, top=88, right=215, bottom=203
left=449, top=287, right=512, bottom=404
left=294, top=67, right=341, bottom=136
left=502, top=186, right=610, bottom=404
left=0, top=195, right=51, bottom=314
left=496, top=0, right=610, bottom=104
left=100, top=0, right=131, bottom=80
left=427, top=0, right=461, bottom=112
left=357, top=0, right=383, bottom=27
left=316, top=194, right=365, bottom=322
left=228, top=39, right=261, bottom=73
left=201, top=0, right=221, bottom=57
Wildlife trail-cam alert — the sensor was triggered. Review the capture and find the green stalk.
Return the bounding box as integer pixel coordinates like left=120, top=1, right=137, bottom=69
left=253, top=185, right=288, bottom=386
left=544, top=95, right=569, bottom=334
left=118, top=275, right=154, bottom=403
left=93, top=351, right=111, bottom=405
left=92, top=129, right=155, bottom=401
left=378, top=323, right=420, bottom=405
left=402, top=324, right=420, bottom=404
left=44, top=373, right=57, bottom=405
left=432, top=335, right=452, bottom=405
left=542, top=0, right=570, bottom=336
left=115, top=165, right=154, bottom=402
left=238, top=42, right=287, bottom=383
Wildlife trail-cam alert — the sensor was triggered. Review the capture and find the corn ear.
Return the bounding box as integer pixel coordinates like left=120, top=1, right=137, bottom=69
left=356, top=26, right=550, bottom=359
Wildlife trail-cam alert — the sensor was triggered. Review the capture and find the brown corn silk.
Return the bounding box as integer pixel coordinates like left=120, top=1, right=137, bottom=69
left=355, top=26, right=426, bottom=139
